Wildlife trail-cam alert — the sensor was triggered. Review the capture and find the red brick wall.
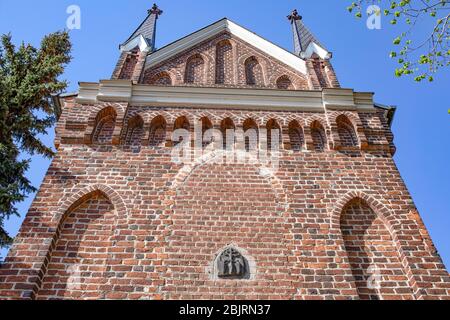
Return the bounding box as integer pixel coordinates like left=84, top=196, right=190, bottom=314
left=142, top=33, right=311, bottom=90
left=1, top=99, right=449, bottom=300
left=215, top=40, right=233, bottom=85
left=340, top=198, right=415, bottom=300
left=37, top=192, right=115, bottom=300
left=161, top=162, right=294, bottom=299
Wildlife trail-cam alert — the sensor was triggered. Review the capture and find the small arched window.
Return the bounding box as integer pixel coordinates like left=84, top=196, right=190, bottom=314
left=243, top=118, right=259, bottom=152
left=288, top=120, right=304, bottom=151
left=245, top=56, right=263, bottom=86
left=173, top=116, right=190, bottom=146
left=148, top=72, right=172, bottom=86
left=276, top=75, right=294, bottom=90
left=216, top=247, right=249, bottom=280
left=92, top=107, right=117, bottom=145
left=266, top=119, right=282, bottom=152
left=185, top=54, right=205, bottom=84
left=215, top=40, right=233, bottom=85
left=311, top=121, right=327, bottom=152
left=336, top=115, right=358, bottom=147
left=200, top=117, right=213, bottom=148
left=149, top=115, right=167, bottom=147
left=124, top=115, right=144, bottom=151
left=221, top=118, right=235, bottom=150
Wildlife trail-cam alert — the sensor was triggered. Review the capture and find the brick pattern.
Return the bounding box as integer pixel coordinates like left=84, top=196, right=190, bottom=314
left=310, top=121, right=327, bottom=152
left=184, top=54, right=205, bottom=84
left=147, top=72, right=172, bottom=85
left=337, top=115, right=358, bottom=147
left=244, top=56, right=264, bottom=86
left=160, top=162, right=295, bottom=299
left=215, top=40, right=233, bottom=85
left=93, top=117, right=115, bottom=145
left=142, top=32, right=310, bottom=90
left=37, top=192, right=115, bottom=300
left=341, top=198, right=415, bottom=300
left=276, top=75, right=294, bottom=90
left=312, top=58, right=329, bottom=88
left=289, top=127, right=304, bottom=151
left=119, top=53, right=139, bottom=80
left=1, top=100, right=449, bottom=300
left=124, top=115, right=145, bottom=152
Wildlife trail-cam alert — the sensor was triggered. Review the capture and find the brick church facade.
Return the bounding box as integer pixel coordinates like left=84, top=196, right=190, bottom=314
left=0, top=5, right=449, bottom=300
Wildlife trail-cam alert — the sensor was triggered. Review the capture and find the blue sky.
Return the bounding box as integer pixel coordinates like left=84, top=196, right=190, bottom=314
left=0, top=0, right=449, bottom=269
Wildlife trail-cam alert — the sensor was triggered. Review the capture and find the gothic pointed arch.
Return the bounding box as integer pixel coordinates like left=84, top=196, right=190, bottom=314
left=220, top=117, right=236, bottom=150
left=200, top=116, right=213, bottom=148
left=173, top=115, right=190, bottom=146
left=339, top=197, right=414, bottom=300
left=243, top=118, right=259, bottom=152
left=288, top=120, right=304, bottom=151
left=266, top=119, right=282, bottom=152
left=36, top=184, right=126, bottom=299
left=149, top=115, right=167, bottom=147
left=310, top=120, right=327, bottom=152
left=336, top=114, right=359, bottom=147
left=92, top=106, right=117, bottom=145
left=215, top=246, right=250, bottom=280
left=124, top=114, right=144, bottom=151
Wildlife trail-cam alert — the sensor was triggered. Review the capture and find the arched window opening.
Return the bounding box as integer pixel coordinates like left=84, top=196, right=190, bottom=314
left=276, top=75, right=294, bottom=90
left=310, top=121, right=327, bottom=152
left=173, top=116, right=190, bottom=146
left=288, top=120, right=304, bottom=151
left=336, top=115, right=358, bottom=147
left=340, top=198, right=414, bottom=300
left=221, top=118, right=236, bottom=150
left=243, top=119, right=259, bottom=152
left=200, top=117, right=213, bottom=148
left=185, top=54, right=205, bottom=84
left=92, top=107, right=117, bottom=145
left=215, top=40, right=233, bottom=85
left=149, top=116, right=167, bottom=147
left=148, top=72, right=172, bottom=86
left=245, top=56, right=263, bottom=86
left=266, top=119, right=282, bottom=152
left=37, top=190, right=115, bottom=299
left=124, top=115, right=144, bottom=151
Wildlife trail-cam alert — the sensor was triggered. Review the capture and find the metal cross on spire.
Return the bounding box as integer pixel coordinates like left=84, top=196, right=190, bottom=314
left=148, top=3, right=163, bottom=18
left=287, top=9, right=302, bottom=23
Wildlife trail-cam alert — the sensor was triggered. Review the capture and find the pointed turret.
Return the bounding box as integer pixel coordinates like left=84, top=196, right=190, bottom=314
left=112, top=4, right=163, bottom=81
left=287, top=9, right=331, bottom=60
left=121, top=3, right=163, bottom=53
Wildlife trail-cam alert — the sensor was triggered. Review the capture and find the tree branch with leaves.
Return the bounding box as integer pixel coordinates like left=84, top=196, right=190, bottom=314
left=348, top=0, right=449, bottom=82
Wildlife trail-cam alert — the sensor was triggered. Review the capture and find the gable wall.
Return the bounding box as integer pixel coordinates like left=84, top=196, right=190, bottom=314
left=142, top=32, right=310, bottom=90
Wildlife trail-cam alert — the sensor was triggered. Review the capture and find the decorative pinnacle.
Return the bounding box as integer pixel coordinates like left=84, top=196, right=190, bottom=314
left=287, top=9, right=302, bottom=22
left=148, top=3, right=163, bottom=17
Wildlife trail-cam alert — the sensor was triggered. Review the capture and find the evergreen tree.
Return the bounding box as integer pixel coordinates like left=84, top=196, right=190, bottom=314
left=0, top=31, right=72, bottom=253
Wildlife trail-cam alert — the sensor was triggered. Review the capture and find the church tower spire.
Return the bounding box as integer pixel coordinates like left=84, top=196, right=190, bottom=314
left=112, top=4, right=163, bottom=82
left=288, top=9, right=339, bottom=89
left=121, top=3, right=163, bottom=53
left=287, top=9, right=331, bottom=60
